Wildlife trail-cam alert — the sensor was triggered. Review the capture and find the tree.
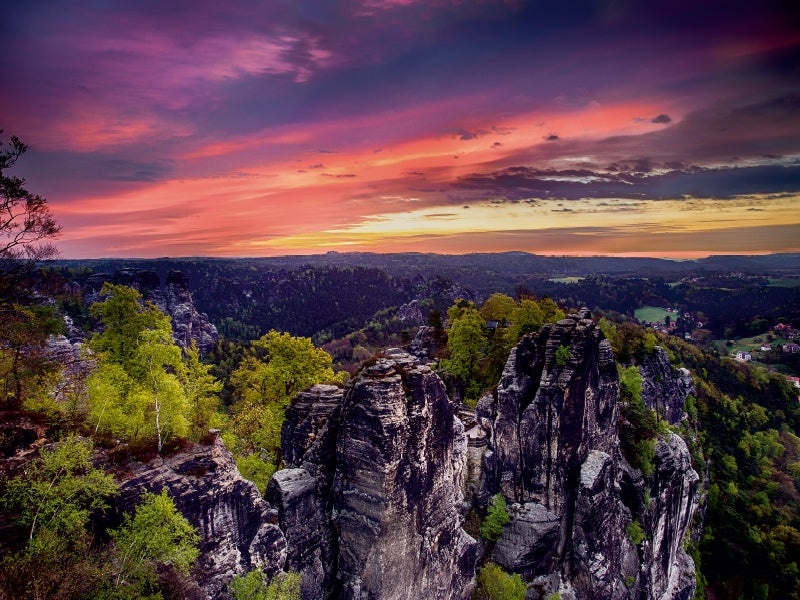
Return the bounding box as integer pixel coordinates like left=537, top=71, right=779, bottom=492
left=0, top=436, right=118, bottom=544
left=0, top=132, right=63, bottom=409
left=227, top=331, right=345, bottom=492
left=473, top=563, right=526, bottom=600
left=481, top=493, right=510, bottom=542
left=0, top=131, right=61, bottom=267
left=228, top=568, right=301, bottom=600
left=480, top=293, right=516, bottom=324
left=182, top=342, right=224, bottom=441
left=440, top=306, right=486, bottom=405
left=109, top=489, right=200, bottom=595
left=88, top=284, right=188, bottom=452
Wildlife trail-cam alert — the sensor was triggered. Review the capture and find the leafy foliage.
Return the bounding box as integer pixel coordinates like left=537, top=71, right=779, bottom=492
left=625, top=520, right=646, bottom=545
left=228, top=568, right=301, bottom=600
left=88, top=283, right=189, bottom=452
left=109, top=489, right=200, bottom=595
left=0, top=437, right=118, bottom=600
left=472, top=562, right=526, bottom=600
left=662, top=334, right=800, bottom=599
left=226, top=330, right=346, bottom=493
left=555, top=344, right=570, bottom=366
left=618, top=365, right=662, bottom=476
left=481, top=493, right=510, bottom=542
left=1, top=436, right=117, bottom=544
left=441, top=295, right=565, bottom=405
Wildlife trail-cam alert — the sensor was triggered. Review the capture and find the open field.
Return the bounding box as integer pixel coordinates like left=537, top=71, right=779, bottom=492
left=768, top=278, right=800, bottom=288
left=634, top=306, right=673, bottom=323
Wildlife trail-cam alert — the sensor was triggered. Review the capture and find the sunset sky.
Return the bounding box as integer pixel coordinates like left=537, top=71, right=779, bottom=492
left=2, top=0, right=799, bottom=258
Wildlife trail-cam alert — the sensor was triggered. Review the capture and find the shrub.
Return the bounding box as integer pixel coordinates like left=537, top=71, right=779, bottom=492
left=481, top=494, right=510, bottom=541
left=555, top=344, right=570, bottom=366
left=626, top=520, right=647, bottom=545
left=473, top=563, right=526, bottom=600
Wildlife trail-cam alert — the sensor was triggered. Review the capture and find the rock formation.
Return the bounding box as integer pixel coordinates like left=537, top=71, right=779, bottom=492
left=268, top=350, right=479, bottom=600
left=638, top=346, right=694, bottom=426
left=85, top=269, right=218, bottom=354
left=107, top=433, right=287, bottom=599
left=476, top=310, right=699, bottom=600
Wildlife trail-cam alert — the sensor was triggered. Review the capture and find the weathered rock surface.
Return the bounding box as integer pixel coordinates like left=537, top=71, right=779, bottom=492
left=164, top=271, right=219, bottom=355
left=271, top=352, right=479, bottom=600
left=85, top=269, right=218, bottom=354
left=638, top=347, right=694, bottom=426
left=478, top=310, right=699, bottom=600
left=108, top=433, right=287, bottom=599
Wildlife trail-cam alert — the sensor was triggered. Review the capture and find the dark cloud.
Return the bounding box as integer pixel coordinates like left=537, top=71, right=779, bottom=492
left=443, top=127, right=488, bottom=141
left=453, top=164, right=800, bottom=201
left=651, top=113, right=671, bottom=124
left=88, top=159, right=169, bottom=182
left=544, top=134, right=560, bottom=141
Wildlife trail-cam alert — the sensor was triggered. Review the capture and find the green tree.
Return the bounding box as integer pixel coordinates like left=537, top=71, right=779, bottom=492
left=182, top=342, right=224, bottom=441
left=0, top=437, right=118, bottom=600
left=1, top=436, right=118, bottom=543
left=555, top=344, right=570, bottom=366
left=480, top=293, right=517, bottom=323
left=228, top=568, right=301, bottom=600
left=109, top=489, right=200, bottom=595
left=473, top=563, right=526, bottom=600
left=227, top=331, right=345, bottom=492
left=509, top=299, right=543, bottom=342
left=481, top=493, right=510, bottom=542
left=441, top=306, right=487, bottom=405
left=231, top=331, right=344, bottom=406
left=88, top=284, right=188, bottom=452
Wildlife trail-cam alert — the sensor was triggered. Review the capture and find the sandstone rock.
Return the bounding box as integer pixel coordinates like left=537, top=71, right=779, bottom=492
left=479, top=310, right=699, bottom=600
left=638, top=347, right=694, bottom=425
left=109, top=434, right=287, bottom=599
left=164, top=271, right=219, bottom=355
left=273, top=354, right=478, bottom=600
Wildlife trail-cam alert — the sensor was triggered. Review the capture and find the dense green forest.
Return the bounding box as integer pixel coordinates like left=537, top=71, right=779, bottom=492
left=3, top=267, right=800, bottom=598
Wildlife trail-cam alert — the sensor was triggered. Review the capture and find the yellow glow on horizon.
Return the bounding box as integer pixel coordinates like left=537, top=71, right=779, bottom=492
left=246, top=194, right=800, bottom=256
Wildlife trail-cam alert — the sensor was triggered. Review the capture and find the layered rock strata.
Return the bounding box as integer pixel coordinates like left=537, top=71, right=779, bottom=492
left=269, top=351, right=478, bottom=600
left=476, top=310, right=699, bottom=600
left=109, top=433, right=287, bottom=599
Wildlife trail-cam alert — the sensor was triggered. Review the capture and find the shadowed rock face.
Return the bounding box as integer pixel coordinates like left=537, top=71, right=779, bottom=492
left=477, top=310, right=699, bottom=600
left=638, top=346, right=694, bottom=426
left=270, top=353, right=478, bottom=600
left=109, top=434, right=287, bottom=600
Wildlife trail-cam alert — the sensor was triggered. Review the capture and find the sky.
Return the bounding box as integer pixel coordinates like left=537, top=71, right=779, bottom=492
left=2, top=0, right=799, bottom=258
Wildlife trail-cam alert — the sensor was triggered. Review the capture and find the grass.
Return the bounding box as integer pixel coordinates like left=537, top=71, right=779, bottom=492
left=768, top=278, right=800, bottom=288
left=712, top=333, right=792, bottom=357
left=549, top=276, right=583, bottom=284
left=634, top=306, right=673, bottom=324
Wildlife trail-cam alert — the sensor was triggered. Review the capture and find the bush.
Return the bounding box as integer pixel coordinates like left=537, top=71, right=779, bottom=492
left=555, top=344, right=570, bottom=366
left=481, top=494, right=510, bottom=541
left=473, top=563, right=526, bottom=600
left=625, top=520, right=647, bottom=545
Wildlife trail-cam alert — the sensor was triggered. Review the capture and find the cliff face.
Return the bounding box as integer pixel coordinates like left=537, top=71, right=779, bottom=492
left=85, top=269, right=218, bottom=354
left=108, top=434, right=287, bottom=600
left=476, top=310, right=699, bottom=600
left=638, top=346, right=695, bottom=426
left=268, top=351, right=478, bottom=600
